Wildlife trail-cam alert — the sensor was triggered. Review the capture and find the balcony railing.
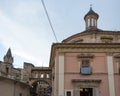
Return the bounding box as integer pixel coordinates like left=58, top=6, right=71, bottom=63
left=80, top=67, right=92, bottom=75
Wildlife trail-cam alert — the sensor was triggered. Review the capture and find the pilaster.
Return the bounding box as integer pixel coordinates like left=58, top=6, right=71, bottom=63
left=58, top=53, right=64, bottom=96
left=107, top=53, right=115, bottom=96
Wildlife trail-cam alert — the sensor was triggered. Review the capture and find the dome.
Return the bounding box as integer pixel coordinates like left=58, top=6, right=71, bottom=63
left=84, top=7, right=99, bottom=20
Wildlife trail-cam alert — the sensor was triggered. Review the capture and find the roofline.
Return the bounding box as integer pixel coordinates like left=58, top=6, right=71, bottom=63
left=62, top=30, right=120, bottom=43
left=49, top=43, right=120, bottom=67
left=0, top=75, right=30, bottom=87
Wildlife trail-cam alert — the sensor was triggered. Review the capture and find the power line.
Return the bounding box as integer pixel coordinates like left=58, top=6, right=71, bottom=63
left=41, top=0, right=58, bottom=42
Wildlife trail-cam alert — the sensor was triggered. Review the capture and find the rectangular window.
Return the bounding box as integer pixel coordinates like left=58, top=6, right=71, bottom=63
left=66, top=91, right=71, bottom=96
left=65, top=90, right=73, bottom=96
left=35, top=73, right=38, bottom=78
left=46, top=74, right=49, bottom=78
left=80, top=60, right=92, bottom=74
left=40, top=74, right=44, bottom=78
left=82, top=60, right=90, bottom=67
left=19, top=93, right=22, bottom=96
left=67, top=91, right=71, bottom=96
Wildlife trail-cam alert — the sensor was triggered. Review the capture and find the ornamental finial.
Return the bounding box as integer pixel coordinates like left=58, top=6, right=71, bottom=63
left=90, top=4, right=92, bottom=10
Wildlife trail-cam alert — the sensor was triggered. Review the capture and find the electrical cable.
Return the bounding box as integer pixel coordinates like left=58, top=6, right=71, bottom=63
left=41, top=0, right=58, bottom=42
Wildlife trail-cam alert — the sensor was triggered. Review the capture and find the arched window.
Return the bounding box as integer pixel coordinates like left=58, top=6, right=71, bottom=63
left=88, top=18, right=90, bottom=27
left=95, top=19, right=97, bottom=27
left=91, top=18, right=94, bottom=26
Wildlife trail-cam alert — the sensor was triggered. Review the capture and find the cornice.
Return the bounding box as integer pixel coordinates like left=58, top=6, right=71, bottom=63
left=53, top=43, right=120, bottom=49
left=54, top=44, right=120, bottom=53
left=49, top=43, right=120, bottom=67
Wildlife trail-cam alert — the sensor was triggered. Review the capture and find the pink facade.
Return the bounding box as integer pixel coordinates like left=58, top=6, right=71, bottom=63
left=50, top=7, right=120, bottom=96
left=64, top=53, right=109, bottom=95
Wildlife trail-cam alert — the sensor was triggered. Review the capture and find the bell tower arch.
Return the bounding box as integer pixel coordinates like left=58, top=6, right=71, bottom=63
left=84, top=6, right=99, bottom=30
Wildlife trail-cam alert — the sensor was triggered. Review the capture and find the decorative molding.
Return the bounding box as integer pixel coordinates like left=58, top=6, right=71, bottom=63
left=64, top=72, right=120, bottom=75
left=114, top=54, right=120, bottom=58
left=77, top=53, right=94, bottom=58
left=50, top=43, right=120, bottom=67
left=106, top=52, right=113, bottom=56
left=72, top=79, right=101, bottom=83
left=72, top=39, right=83, bottom=43
left=101, top=36, right=113, bottom=43
left=114, top=54, right=120, bottom=62
left=72, top=79, right=101, bottom=88
left=101, top=36, right=113, bottom=40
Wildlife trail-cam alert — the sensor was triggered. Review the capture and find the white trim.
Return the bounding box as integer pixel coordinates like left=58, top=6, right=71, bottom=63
left=58, top=53, right=64, bottom=96
left=107, top=56, right=115, bottom=96
left=54, top=57, right=57, bottom=96
left=116, top=62, right=120, bottom=74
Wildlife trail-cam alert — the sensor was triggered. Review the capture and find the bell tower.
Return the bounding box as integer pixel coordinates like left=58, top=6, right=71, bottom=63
left=4, top=48, right=14, bottom=64
left=84, top=6, right=99, bottom=30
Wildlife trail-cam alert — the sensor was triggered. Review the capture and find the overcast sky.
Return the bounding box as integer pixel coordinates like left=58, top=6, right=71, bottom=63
left=0, top=0, right=120, bottom=68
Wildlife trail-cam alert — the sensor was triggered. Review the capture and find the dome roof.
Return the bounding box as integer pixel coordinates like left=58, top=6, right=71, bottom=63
left=84, top=7, right=99, bottom=20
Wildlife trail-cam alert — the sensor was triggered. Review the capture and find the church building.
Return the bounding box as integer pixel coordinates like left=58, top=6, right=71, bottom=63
left=50, top=7, right=120, bottom=96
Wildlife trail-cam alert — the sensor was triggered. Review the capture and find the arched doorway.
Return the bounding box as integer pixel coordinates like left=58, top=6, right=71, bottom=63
left=30, top=80, right=52, bottom=96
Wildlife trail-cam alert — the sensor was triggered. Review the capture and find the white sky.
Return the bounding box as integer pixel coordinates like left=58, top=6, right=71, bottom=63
left=0, top=0, right=120, bottom=68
